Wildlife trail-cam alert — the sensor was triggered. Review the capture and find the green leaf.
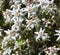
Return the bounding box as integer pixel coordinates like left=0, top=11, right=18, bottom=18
left=18, top=40, right=23, bottom=46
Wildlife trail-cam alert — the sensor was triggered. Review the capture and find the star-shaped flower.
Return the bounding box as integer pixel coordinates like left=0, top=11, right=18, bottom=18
left=35, top=28, right=49, bottom=41
left=44, top=46, right=60, bottom=55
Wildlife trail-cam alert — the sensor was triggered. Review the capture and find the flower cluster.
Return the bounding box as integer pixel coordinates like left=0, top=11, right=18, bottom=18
left=44, top=46, right=60, bottom=55
left=1, top=0, right=60, bottom=55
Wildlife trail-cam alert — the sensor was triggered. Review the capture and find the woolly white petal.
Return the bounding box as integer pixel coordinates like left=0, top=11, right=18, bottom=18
left=56, top=36, right=60, bottom=41
left=34, top=32, right=39, bottom=34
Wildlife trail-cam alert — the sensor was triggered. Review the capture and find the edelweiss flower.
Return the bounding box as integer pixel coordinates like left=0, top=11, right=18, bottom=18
left=40, top=0, right=54, bottom=9
left=2, top=29, right=20, bottom=49
left=55, top=30, right=60, bottom=41
left=35, top=28, right=49, bottom=41
left=26, top=19, right=34, bottom=30
left=3, top=9, right=12, bottom=23
left=11, top=24, right=20, bottom=31
left=12, top=16, right=23, bottom=25
left=2, top=47, right=12, bottom=55
left=11, top=1, right=20, bottom=12
left=20, top=3, right=37, bottom=18
left=4, top=29, right=19, bottom=40
left=44, top=46, right=60, bottom=55
left=26, top=16, right=40, bottom=30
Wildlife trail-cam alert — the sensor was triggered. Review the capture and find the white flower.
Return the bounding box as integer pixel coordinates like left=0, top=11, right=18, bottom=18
left=11, top=1, right=20, bottom=12
left=2, top=29, right=20, bottom=49
left=3, top=9, right=12, bottom=23
left=39, top=0, right=54, bottom=9
left=45, top=46, right=60, bottom=55
left=11, top=24, right=20, bottom=31
left=26, top=19, right=34, bottom=30
left=35, top=28, right=49, bottom=41
left=26, top=16, right=40, bottom=30
left=4, top=29, right=19, bottom=39
left=54, top=30, right=60, bottom=41
left=3, top=47, right=12, bottom=55
left=20, top=4, right=37, bottom=18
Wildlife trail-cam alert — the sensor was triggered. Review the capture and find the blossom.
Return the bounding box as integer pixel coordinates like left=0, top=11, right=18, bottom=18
left=2, top=29, right=20, bottom=49
left=4, top=29, right=19, bottom=40
left=35, top=28, right=49, bottom=41
left=11, top=1, right=20, bottom=12
left=54, top=30, right=60, bottom=41
left=3, top=9, right=12, bottom=23
left=2, top=47, right=12, bottom=55
left=11, top=24, right=20, bottom=31
left=26, top=16, right=40, bottom=30
left=44, top=46, right=60, bottom=55
left=2, top=34, right=17, bottom=49
left=20, top=5, right=36, bottom=18
left=12, top=16, right=23, bottom=25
